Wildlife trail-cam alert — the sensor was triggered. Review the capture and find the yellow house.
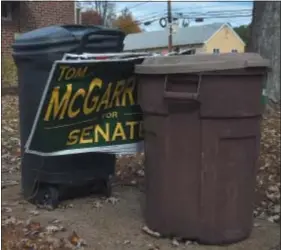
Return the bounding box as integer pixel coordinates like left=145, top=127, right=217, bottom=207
left=124, top=23, right=245, bottom=54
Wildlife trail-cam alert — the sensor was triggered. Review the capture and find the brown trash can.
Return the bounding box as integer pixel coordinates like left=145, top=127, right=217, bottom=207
left=135, top=53, right=269, bottom=245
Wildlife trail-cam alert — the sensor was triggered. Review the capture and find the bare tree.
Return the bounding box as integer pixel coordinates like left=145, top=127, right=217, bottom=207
left=248, top=2, right=280, bottom=107
left=81, top=1, right=116, bottom=27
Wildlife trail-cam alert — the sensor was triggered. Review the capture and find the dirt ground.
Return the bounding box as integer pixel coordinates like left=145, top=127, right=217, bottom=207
left=1, top=95, right=280, bottom=249
left=1, top=176, right=280, bottom=250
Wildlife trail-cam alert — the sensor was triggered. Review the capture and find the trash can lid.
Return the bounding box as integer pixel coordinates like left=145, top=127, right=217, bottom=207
left=135, top=53, right=270, bottom=74
left=12, top=25, right=125, bottom=51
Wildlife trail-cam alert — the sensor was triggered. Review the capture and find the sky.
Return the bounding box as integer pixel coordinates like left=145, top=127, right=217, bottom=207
left=113, top=1, right=253, bottom=31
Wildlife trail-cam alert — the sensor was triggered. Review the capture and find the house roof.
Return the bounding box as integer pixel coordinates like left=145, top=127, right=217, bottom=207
left=124, top=23, right=227, bottom=51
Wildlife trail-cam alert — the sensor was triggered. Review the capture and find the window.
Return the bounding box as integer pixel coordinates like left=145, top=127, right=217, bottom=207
left=1, top=2, right=12, bottom=21
left=231, top=49, right=238, bottom=53
left=213, top=48, right=220, bottom=54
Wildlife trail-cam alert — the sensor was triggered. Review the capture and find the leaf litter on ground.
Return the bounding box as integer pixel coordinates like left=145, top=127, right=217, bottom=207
left=1, top=95, right=280, bottom=248
left=1, top=215, right=76, bottom=250
left=255, top=111, right=280, bottom=223
left=1, top=95, right=21, bottom=175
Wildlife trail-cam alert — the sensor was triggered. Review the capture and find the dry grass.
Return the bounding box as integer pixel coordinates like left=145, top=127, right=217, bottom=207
left=1, top=56, right=18, bottom=86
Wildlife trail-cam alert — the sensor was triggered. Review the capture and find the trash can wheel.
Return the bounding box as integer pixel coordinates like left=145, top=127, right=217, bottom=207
left=33, top=185, right=60, bottom=209
left=102, top=178, right=112, bottom=198
left=89, top=178, right=112, bottom=197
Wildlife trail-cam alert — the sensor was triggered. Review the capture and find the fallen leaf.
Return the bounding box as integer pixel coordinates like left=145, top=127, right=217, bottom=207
left=123, top=240, right=131, bottom=245
left=45, top=225, right=65, bottom=234
left=105, top=197, right=120, bottom=205
left=29, top=210, right=40, bottom=216
left=26, top=222, right=42, bottom=232
left=68, top=231, right=86, bottom=247
left=2, top=207, right=12, bottom=213
left=93, top=200, right=103, bottom=209
left=142, top=226, right=161, bottom=238
left=147, top=243, right=160, bottom=250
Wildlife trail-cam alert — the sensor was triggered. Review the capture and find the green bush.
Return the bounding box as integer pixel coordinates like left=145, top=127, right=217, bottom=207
left=1, top=56, right=18, bottom=86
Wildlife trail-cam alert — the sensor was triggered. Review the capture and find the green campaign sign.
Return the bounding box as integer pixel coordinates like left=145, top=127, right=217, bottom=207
left=25, top=56, right=146, bottom=156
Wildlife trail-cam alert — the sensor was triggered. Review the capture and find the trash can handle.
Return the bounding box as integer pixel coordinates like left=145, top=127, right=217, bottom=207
left=77, top=29, right=124, bottom=54
left=163, top=74, right=202, bottom=101
left=77, top=30, right=100, bottom=54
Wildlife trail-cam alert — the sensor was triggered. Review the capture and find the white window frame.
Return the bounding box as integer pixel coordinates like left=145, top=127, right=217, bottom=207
left=213, top=48, right=220, bottom=54
left=1, top=2, right=13, bottom=21
left=231, top=49, right=238, bottom=53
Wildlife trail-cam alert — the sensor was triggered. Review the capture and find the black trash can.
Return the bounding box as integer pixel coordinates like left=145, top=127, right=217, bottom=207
left=12, top=25, right=125, bottom=208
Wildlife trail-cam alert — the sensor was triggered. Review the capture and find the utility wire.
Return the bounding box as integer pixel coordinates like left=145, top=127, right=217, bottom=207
left=120, top=7, right=253, bottom=30
left=179, top=8, right=252, bottom=14
left=133, top=10, right=168, bottom=20
left=126, top=1, right=152, bottom=11
left=121, top=14, right=252, bottom=31
left=120, top=4, right=252, bottom=27
left=196, top=15, right=252, bottom=19
left=120, top=16, right=162, bottom=31
left=135, top=13, right=167, bottom=23
left=132, top=9, right=252, bottom=23
left=178, top=9, right=252, bottom=17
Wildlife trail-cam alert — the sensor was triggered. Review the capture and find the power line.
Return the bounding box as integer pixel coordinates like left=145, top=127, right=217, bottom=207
left=131, top=7, right=252, bottom=19
left=179, top=8, right=252, bottom=14
left=180, top=13, right=252, bottom=20
left=121, top=16, right=160, bottom=30
left=134, top=11, right=161, bottom=19
left=132, top=8, right=252, bottom=22
left=120, top=7, right=253, bottom=31
left=133, top=10, right=168, bottom=20
left=121, top=14, right=253, bottom=32
left=176, top=10, right=251, bottom=16
left=197, top=15, right=252, bottom=19
left=136, top=13, right=166, bottom=23
left=126, top=1, right=152, bottom=11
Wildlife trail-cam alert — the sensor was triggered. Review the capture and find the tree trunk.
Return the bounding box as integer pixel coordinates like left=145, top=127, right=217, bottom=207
left=248, top=2, right=280, bottom=106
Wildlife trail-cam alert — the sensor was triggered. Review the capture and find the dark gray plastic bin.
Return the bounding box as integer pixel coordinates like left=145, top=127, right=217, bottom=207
left=12, top=25, right=125, bottom=208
